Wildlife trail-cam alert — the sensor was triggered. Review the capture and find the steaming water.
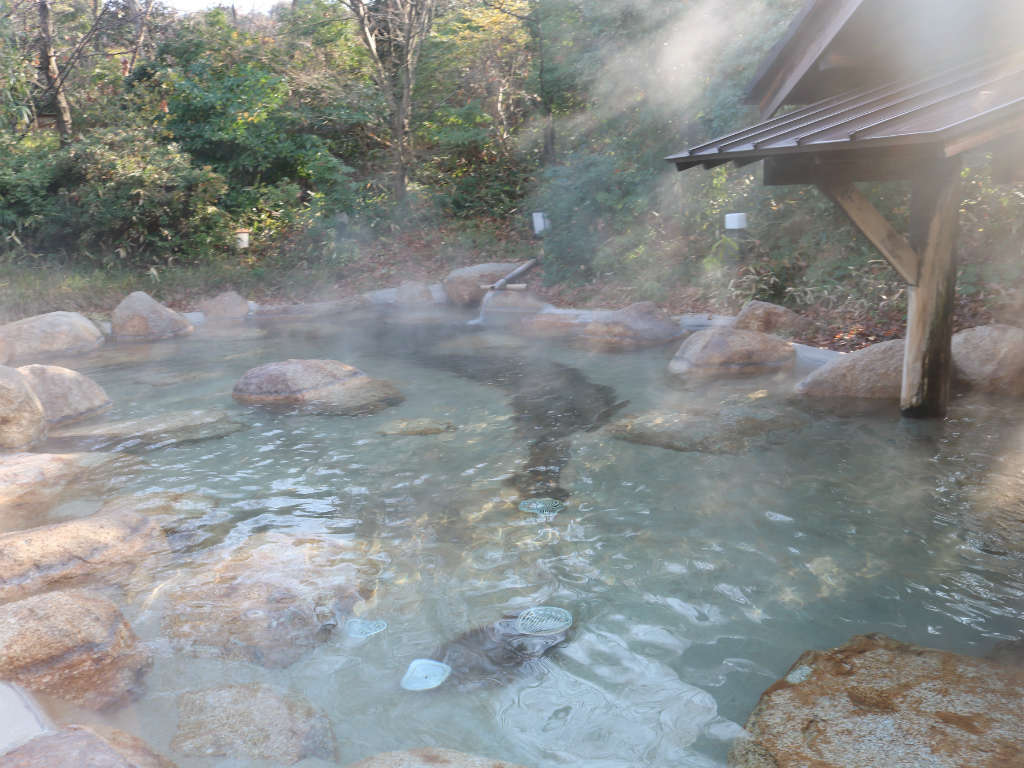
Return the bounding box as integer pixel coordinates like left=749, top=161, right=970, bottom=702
left=20, top=308, right=1024, bottom=767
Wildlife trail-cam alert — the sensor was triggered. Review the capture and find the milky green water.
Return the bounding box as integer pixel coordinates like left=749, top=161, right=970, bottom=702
left=27, top=310, right=1024, bottom=767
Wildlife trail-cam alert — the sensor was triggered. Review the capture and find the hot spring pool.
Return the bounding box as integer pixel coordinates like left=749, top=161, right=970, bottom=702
left=14, top=307, right=1024, bottom=767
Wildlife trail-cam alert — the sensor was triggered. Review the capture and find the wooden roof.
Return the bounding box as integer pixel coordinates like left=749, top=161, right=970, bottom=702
left=747, top=0, right=1024, bottom=118
left=667, top=52, right=1024, bottom=184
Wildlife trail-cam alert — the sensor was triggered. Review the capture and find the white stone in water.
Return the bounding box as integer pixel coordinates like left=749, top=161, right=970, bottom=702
left=401, top=659, right=451, bottom=691
left=0, top=683, right=51, bottom=755
left=784, top=664, right=813, bottom=684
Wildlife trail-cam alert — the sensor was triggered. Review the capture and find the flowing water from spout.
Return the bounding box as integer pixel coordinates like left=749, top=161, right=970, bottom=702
left=12, top=308, right=1024, bottom=767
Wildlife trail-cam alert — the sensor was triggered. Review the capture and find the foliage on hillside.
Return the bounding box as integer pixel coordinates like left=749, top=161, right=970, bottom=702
left=0, top=0, right=1022, bottom=324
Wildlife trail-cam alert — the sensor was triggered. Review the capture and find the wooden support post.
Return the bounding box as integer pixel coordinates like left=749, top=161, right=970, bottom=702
left=900, top=158, right=961, bottom=418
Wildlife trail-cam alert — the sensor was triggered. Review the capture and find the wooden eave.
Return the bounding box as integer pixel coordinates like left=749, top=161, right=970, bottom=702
left=668, top=52, right=1024, bottom=186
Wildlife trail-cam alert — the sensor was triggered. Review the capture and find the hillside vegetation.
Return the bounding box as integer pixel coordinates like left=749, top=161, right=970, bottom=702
left=1, top=0, right=1022, bottom=345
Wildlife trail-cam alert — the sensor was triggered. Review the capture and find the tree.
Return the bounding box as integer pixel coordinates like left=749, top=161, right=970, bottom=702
left=340, top=0, right=439, bottom=202
left=36, top=0, right=72, bottom=144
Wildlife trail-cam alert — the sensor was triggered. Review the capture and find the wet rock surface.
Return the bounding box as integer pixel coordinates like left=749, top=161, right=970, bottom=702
left=522, top=302, right=683, bottom=350
left=0, top=725, right=176, bottom=768
left=171, top=684, right=336, bottom=764
left=0, top=510, right=167, bottom=603
left=669, top=327, right=795, bottom=379
left=111, top=292, right=193, bottom=342
left=16, top=364, right=111, bottom=425
left=377, top=417, right=456, bottom=435
left=952, top=324, right=1024, bottom=395
left=433, top=612, right=570, bottom=690
left=47, top=409, right=245, bottom=450
left=0, top=590, right=151, bottom=710
left=162, top=533, right=377, bottom=667
left=394, top=280, right=436, bottom=305
left=733, top=300, right=806, bottom=336
left=730, top=633, right=1024, bottom=768
left=232, top=358, right=404, bottom=415
left=608, top=403, right=809, bottom=454
left=442, top=262, right=522, bottom=307
left=794, top=338, right=903, bottom=401
left=0, top=452, right=120, bottom=523
left=0, top=366, right=45, bottom=449
left=345, top=748, right=527, bottom=768
left=0, top=311, right=103, bottom=363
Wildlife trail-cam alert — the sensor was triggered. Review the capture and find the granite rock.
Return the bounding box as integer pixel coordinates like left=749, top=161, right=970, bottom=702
left=0, top=590, right=151, bottom=710
left=111, top=292, right=192, bottom=342
left=345, top=748, right=528, bottom=768
left=730, top=633, right=1024, bottom=768
left=0, top=725, right=175, bottom=768
left=669, top=327, right=795, bottom=379
left=48, top=409, right=244, bottom=451
left=232, top=359, right=403, bottom=415
left=0, top=311, right=103, bottom=363
left=734, top=300, right=807, bottom=336
left=0, top=366, right=45, bottom=450
left=172, top=684, right=336, bottom=764
left=794, top=338, right=904, bottom=401
left=442, top=263, right=522, bottom=307
left=952, top=324, right=1024, bottom=396
left=16, top=364, right=111, bottom=425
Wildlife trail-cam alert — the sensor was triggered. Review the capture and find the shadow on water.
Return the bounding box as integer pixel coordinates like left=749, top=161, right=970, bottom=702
left=360, top=314, right=628, bottom=500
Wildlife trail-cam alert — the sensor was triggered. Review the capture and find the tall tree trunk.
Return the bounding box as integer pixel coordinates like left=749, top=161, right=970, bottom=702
left=127, top=0, right=153, bottom=73
left=37, top=0, right=71, bottom=146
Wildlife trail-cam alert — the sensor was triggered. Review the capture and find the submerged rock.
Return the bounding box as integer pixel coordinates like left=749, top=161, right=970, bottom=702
left=377, top=417, right=456, bottom=436
left=730, top=633, right=1024, bottom=768
left=0, top=311, right=104, bottom=363
left=163, top=533, right=377, bottom=667
left=963, top=447, right=1024, bottom=556
left=734, top=300, right=807, bottom=336
left=952, top=324, right=1024, bottom=395
left=0, top=452, right=120, bottom=523
left=608, top=404, right=808, bottom=454
left=0, top=510, right=167, bottom=603
left=16, top=364, right=111, bottom=425
left=0, top=682, right=50, bottom=756
left=232, top=359, right=404, bottom=415
left=0, top=725, right=176, bottom=768
left=111, top=291, right=193, bottom=342
left=431, top=611, right=570, bottom=690
left=442, top=262, right=522, bottom=307
left=345, top=749, right=527, bottom=768
left=794, top=338, right=903, bottom=401
left=669, top=327, right=795, bottom=379
left=48, top=409, right=244, bottom=451
left=172, top=684, right=336, bottom=764
left=0, top=590, right=151, bottom=710
left=196, top=289, right=249, bottom=321
left=0, top=366, right=45, bottom=450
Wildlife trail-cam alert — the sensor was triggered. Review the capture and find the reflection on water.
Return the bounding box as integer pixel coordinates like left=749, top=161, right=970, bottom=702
left=15, top=309, right=1024, bottom=767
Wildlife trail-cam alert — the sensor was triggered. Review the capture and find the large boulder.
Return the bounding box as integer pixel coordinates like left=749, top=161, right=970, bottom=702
left=111, top=292, right=193, bottom=342
left=162, top=532, right=377, bottom=667
left=0, top=510, right=167, bottom=604
left=669, top=327, right=795, bottom=379
left=171, top=684, right=336, bottom=764
left=730, top=633, right=1024, bottom=768
left=579, top=302, right=684, bottom=351
left=734, top=300, right=807, bottom=336
left=794, top=338, right=904, bottom=401
left=0, top=590, right=151, bottom=709
left=0, top=452, right=120, bottom=523
left=345, top=749, right=528, bottom=768
left=48, top=409, right=244, bottom=451
left=442, top=263, right=522, bottom=307
left=952, top=324, right=1024, bottom=395
left=522, top=303, right=683, bottom=351
left=0, top=725, right=176, bottom=768
left=608, top=403, right=808, bottom=454
left=0, top=367, right=45, bottom=450
left=0, top=311, right=103, bottom=363
left=232, top=359, right=403, bottom=415
left=394, top=280, right=436, bottom=306
left=196, top=290, right=249, bottom=321
left=16, top=364, right=111, bottom=425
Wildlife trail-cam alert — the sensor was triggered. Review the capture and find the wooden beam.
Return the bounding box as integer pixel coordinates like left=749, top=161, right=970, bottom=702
left=900, top=158, right=961, bottom=418
left=764, top=147, right=938, bottom=186
left=818, top=180, right=920, bottom=285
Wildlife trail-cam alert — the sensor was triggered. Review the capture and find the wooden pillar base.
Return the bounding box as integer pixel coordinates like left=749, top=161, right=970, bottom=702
left=900, top=158, right=961, bottom=419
